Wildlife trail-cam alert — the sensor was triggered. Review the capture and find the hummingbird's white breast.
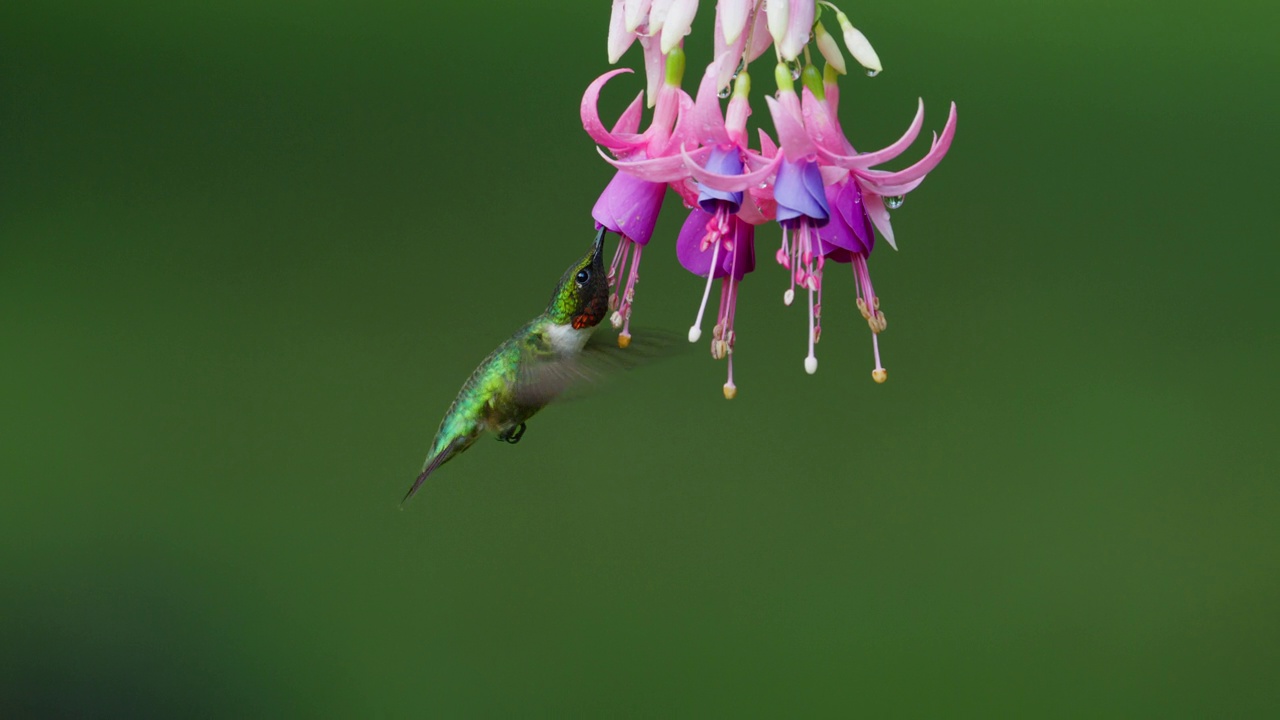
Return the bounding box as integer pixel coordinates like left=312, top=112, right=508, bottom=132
left=545, top=322, right=592, bottom=355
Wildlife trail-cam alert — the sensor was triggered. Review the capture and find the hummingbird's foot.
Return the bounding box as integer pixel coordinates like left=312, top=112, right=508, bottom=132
left=499, top=422, right=527, bottom=444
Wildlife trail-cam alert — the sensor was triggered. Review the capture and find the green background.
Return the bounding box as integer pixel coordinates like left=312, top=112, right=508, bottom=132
left=3, top=0, right=1277, bottom=716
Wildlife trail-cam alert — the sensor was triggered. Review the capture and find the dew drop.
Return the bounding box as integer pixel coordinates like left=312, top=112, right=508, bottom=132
left=866, top=69, right=880, bottom=78
left=885, top=195, right=904, bottom=210
left=791, top=66, right=801, bottom=81
left=718, top=86, right=731, bottom=99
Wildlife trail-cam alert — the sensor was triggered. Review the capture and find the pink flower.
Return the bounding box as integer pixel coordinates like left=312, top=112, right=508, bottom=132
left=582, top=49, right=694, bottom=346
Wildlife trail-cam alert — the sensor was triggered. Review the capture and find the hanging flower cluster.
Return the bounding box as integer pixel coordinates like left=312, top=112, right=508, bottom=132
left=584, top=0, right=956, bottom=398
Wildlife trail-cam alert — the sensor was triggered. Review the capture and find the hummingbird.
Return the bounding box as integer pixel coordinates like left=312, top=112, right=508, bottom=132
left=403, top=228, right=641, bottom=505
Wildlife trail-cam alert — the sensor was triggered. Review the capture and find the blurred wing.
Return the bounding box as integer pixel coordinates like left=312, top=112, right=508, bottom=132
left=512, top=327, right=684, bottom=407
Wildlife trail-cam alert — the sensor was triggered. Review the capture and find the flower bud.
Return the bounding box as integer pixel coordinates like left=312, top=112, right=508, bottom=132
left=661, top=0, right=699, bottom=54
left=835, top=10, right=882, bottom=74
left=814, top=22, right=846, bottom=75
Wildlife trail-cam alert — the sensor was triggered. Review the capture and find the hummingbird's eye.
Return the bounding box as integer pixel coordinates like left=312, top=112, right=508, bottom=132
left=575, top=269, right=590, bottom=285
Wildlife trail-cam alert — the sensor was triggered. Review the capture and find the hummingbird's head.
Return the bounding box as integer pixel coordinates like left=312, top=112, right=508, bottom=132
left=547, top=228, right=609, bottom=329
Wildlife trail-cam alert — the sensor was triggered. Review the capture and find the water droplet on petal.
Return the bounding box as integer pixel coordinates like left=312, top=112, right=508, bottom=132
left=866, top=69, right=880, bottom=78
left=885, top=195, right=904, bottom=210
left=718, top=86, right=731, bottom=99
left=791, top=66, right=801, bottom=81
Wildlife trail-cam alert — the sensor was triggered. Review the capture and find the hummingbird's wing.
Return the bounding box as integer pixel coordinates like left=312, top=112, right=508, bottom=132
left=512, top=328, right=684, bottom=407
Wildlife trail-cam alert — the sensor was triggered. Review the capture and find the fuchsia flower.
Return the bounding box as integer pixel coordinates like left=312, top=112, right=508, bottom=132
left=801, top=64, right=957, bottom=381
left=582, top=48, right=693, bottom=347
left=583, top=0, right=956, bottom=395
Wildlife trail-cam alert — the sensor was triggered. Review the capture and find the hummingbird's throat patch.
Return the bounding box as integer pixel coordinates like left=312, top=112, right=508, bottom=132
left=572, top=295, right=607, bottom=329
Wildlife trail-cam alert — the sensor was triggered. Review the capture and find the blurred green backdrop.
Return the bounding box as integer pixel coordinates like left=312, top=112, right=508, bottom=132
left=3, top=1, right=1277, bottom=716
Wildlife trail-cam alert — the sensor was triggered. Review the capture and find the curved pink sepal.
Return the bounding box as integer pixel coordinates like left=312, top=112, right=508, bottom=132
left=816, top=98, right=927, bottom=170
left=764, top=95, right=817, bottom=161
left=858, top=102, right=956, bottom=187
left=582, top=69, right=646, bottom=151
left=683, top=147, right=782, bottom=192
left=599, top=145, right=712, bottom=182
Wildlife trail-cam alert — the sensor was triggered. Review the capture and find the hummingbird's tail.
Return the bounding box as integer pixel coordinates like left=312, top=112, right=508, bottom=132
left=401, top=437, right=464, bottom=508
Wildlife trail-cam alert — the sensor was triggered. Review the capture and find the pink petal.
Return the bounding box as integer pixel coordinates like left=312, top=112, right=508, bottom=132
left=582, top=69, right=646, bottom=151
left=817, top=98, right=927, bottom=171
left=654, top=88, right=696, bottom=156
left=800, top=86, right=849, bottom=155
left=855, top=102, right=956, bottom=187
left=859, top=175, right=926, bottom=198
left=764, top=95, right=817, bottom=161
left=684, top=147, right=781, bottom=192
left=612, top=91, right=646, bottom=136
left=819, top=166, right=847, bottom=186
left=600, top=145, right=709, bottom=182
left=757, top=128, right=778, bottom=158
left=860, top=186, right=897, bottom=250
left=689, top=52, right=732, bottom=146
left=745, top=3, right=773, bottom=63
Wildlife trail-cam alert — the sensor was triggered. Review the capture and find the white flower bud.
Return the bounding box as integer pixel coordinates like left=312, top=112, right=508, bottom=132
left=836, top=11, right=882, bottom=74
left=814, top=22, right=845, bottom=74
left=766, top=0, right=789, bottom=48
left=660, top=0, right=698, bottom=54
left=625, top=0, right=652, bottom=33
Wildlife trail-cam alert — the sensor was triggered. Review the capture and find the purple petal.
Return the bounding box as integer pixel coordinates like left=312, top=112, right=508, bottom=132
left=593, top=170, right=667, bottom=245
left=774, top=159, right=830, bottom=226
left=817, top=180, right=874, bottom=255
left=697, top=146, right=745, bottom=211
left=677, top=211, right=756, bottom=279
left=677, top=209, right=722, bottom=277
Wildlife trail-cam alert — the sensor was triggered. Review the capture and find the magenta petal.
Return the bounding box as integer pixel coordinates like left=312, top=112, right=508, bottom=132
left=861, top=186, right=896, bottom=250
left=817, top=98, right=926, bottom=170
left=765, top=95, right=817, bottom=161
left=684, top=147, right=781, bottom=193
left=677, top=212, right=756, bottom=279
left=677, top=209, right=723, bottom=277
left=582, top=69, right=643, bottom=150
left=857, top=102, right=957, bottom=187
left=593, top=170, right=667, bottom=245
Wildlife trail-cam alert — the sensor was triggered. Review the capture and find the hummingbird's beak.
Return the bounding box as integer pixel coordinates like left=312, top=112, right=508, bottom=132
left=592, top=227, right=606, bottom=263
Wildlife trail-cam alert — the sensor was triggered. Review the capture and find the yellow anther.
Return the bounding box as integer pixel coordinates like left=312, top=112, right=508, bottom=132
left=618, top=334, right=632, bottom=349
left=723, top=384, right=737, bottom=399
left=872, top=368, right=888, bottom=384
